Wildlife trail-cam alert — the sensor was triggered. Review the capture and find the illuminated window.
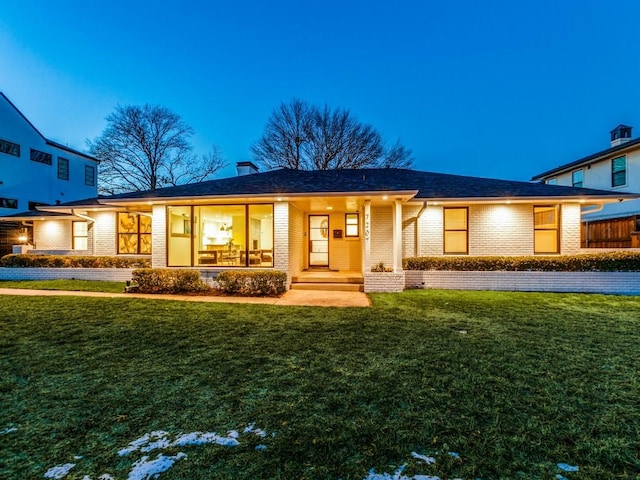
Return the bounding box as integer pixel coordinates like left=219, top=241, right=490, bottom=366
left=345, top=213, right=359, bottom=237
left=444, top=207, right=468, bottom=254
left=72, top=221, right=88, bottom=250
left=534, top=205, right=559, bottom=254
left=118, top=213, right=152, bottom=254
left=571, top=169, right=583, bottom=188
left=612, top=156, right=626, bottom=187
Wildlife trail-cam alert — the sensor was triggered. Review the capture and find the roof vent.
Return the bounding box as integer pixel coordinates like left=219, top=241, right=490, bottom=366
left=236, top=161, right=259, bottom=176
left=610, top=124, right=633, bottom=147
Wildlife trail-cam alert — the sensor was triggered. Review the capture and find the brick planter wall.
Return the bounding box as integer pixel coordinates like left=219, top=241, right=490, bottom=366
left=405, top=270, right=640, bottom=295
left=364, top=272, right=405, bottom=292
left=0, top=268, right=135, bottom=282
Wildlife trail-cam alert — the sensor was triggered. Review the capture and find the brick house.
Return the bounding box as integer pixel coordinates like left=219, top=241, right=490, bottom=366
left=1, top=164, right=636, bottom=291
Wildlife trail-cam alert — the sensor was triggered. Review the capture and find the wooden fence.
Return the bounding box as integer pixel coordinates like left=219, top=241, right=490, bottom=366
left=582, top=216, right=640, bottom=248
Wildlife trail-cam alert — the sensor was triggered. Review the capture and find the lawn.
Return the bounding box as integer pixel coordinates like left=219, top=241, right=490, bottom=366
left=0, top=279, right=125, bottom=293
left=0, top=290, right=639, bottom=479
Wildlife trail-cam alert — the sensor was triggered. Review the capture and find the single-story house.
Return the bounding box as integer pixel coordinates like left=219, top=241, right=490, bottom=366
left=2, top=164, right=638, bottom=291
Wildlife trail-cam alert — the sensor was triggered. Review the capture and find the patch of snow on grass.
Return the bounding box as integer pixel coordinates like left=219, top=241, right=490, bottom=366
left=0, top=427, right=17, bottom=435
left=364, top=465, right=441, bottom=480
left=557, top=463, right=579, bottom=472
left=411, top=452, right=436, bottom=465
left=44, top=463, right=75, bottom=479
left=243, top=422, right=267, bottom=438
left=81, top=475, right=115, bottom=480
left=118, top=431, right=170, bottom=456
left=127, top=453, right=186, bottom=480
left=172, top=431, right=240, bottom=448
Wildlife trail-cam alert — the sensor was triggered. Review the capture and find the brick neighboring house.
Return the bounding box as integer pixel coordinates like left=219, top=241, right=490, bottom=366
left=2, top=164, right=636, bottom=292
left=532, top=125, right=640, bottom=248
left=0, top=92, right=99, bottom=254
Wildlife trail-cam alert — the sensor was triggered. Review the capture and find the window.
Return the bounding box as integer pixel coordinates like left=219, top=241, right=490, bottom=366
left=612, top=155, right=626, bottom=187
left=85, top=165, right=95, bottom=186
left=58, top=157, right=69, bottom=180
left=0, top=138, right=20, bottom=157
left=28, top=201, right=48, bottom=211
left=30, top=148, right=52, bottom=165
left=118, top=213, right=152, bottom=254
left=546, top=177, right=557, bottom=185
left=534, top=205, right=559, bottom=254
left=72, top=221, right=88, bottom=250
left=168, top=204, right=274, bottom=267
left=571, top=169, right=583, bottom=188
left=345, top=213, right=359, bottom=237
left=0, top=197, right=18, bottom=209
left=444, top=207, right=468, bottom=254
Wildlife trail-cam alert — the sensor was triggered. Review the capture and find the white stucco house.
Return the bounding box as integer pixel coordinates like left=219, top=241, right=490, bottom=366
left=532, top=125, right=640, bottom=247
left=2, top=163, right=636, bottom=291
left=0, top=92, right=99, bottom=251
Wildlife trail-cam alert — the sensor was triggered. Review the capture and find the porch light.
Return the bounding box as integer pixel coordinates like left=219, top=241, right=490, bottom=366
left=382, top=195, right=388, bottom=200
left=18, top=235, right=28, bottom=243
left=326, top=206, right=333, bottom=210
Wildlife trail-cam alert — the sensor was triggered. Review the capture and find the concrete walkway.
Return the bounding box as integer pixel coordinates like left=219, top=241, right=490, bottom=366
left=0, top=288, right=371, bottom=307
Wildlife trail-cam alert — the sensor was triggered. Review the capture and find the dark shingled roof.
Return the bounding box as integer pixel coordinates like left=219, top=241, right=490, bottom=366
left=531, top=137, right=640, bottom=181
left=0, top=210, right=73, bottom=220
left=102, top=168, right=635, bottom=202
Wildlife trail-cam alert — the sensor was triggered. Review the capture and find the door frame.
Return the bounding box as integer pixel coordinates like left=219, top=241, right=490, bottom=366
left=308, top=214, right=329, bottom=267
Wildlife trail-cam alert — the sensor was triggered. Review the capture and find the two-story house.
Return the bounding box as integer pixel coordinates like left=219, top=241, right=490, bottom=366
left=0, top=92, right=99, bottom=253
left=531, top=125, right=640, bottom=248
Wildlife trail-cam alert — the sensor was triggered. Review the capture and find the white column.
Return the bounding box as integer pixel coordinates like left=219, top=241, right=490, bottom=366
left=392, top=199, right=403, bottom=272
left=363, top=200, right=371, bottom=273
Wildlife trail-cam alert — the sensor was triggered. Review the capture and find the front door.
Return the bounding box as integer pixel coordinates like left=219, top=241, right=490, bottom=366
left=309, top=215, right=329, bottom=267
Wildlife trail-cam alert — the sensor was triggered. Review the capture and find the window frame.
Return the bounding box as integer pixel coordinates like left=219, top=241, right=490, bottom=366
left=443, top=206, right=469, bottom=255
left=0, top=138, right=20, bottom=157
left=72, top=221, right=88, bottom=250
left=533, top=205, right=560, bottom=254
left=571, top=169, right=583, bottom=188
left=611, top=155, right=627, bottom=188
left=58, top=157, right=70, bottom=180
left=345, top=212, right=359, bottom=237
left=117, top=213, right=152, bottom=255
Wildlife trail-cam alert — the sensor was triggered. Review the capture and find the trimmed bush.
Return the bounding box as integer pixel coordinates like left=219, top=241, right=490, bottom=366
left=403, top=251, right=640, bottom=272
left=0, top=254, right=151, bottom=268
left=130, top=268, right=209, bottom=294
left=215, top=270, right=287, bottom=296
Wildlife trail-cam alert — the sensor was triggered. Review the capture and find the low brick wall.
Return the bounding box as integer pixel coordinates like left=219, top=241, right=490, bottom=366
left=0, top=268, right=134, bottom=282
left=364, top=272, right=405, bottom=293
left=405, top=270, right=640, bottom=295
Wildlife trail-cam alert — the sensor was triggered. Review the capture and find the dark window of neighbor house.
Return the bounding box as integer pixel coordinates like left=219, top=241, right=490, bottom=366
left=345, top=213, right=359, bottom=237
left=534, top=205, right=560, bottom=254
left=612, top=155, right=627, bottom=187
left=546, top=177, right=558, bottom=185
left=58, top=157, right=69, bottom=180
left=85, top=165, right=95, bottom=186
left=571, top=169, right=583, bottom=188
left=118, top=213, right=152, bottom=254
left=30, top=148, right=52, bottom=165
left=28, top=201, right=48, bottom=210
left=444, top=207, right=468, bottom=254
left=0, top=197, right=18, bottom=209
left=0, top=138, right=20, bottom=157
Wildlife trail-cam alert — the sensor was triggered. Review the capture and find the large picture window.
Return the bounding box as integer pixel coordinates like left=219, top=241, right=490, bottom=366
left=118, top=213, right=152, bottom=254
left=534, top=205, right=559, bottom=254
left=444, top=207, right=468, bottom=254
left=167, top=204, right=273, bottom=267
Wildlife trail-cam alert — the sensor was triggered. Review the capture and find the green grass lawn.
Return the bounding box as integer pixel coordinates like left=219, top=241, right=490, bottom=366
left=1, top=290, right=639, bottom=479
left=0, top=279, right=125, bottom=293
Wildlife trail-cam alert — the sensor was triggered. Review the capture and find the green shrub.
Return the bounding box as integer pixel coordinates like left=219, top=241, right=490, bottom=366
left=130, top=268, right=209, bottom=294
left=403, top=251, right=640, bottom=272
left=215, top=270, right=287, bottom=296
left=0, top=254, right=151, bottom=268
left=371, top=261, right=393, bottom=272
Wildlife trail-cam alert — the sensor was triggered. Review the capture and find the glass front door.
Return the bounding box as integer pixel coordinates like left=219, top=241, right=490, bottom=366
left=309, top=215, right=329, bottom=267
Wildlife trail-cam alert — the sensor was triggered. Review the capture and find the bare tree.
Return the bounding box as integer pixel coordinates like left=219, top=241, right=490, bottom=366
left=251, top=99, right=413, bottom=170
left=88, top=104, right=225, bottom=194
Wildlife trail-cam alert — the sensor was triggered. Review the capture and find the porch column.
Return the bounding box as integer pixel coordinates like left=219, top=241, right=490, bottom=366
left=392, top=199, right=403, bottom=272
left=363, top=200, right=371, bottom=272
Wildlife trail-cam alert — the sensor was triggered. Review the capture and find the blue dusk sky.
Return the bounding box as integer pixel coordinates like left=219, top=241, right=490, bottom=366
left=1, top=0, right=639, bottom=181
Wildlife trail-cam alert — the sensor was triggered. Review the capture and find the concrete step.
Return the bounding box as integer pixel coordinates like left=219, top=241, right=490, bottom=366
left=291, top=275, right=363, bottom=284
left=290, top=282, right=364, bottom=292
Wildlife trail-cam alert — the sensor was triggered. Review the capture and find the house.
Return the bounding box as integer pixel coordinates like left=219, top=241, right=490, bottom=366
left=531, top=125, right=640, bottom=248
left=0, top=92, right=99, bottom=254
left=2, top=163, right=636, bottom=291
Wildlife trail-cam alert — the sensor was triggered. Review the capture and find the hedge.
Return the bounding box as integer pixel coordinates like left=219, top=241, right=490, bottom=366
left=403, top=251, right=640, bottom=272
left=0, top=254, right=151, bottom=268
left=130, top=268, right=209, bottom=294
left=215, top=270, right=287, bottom=296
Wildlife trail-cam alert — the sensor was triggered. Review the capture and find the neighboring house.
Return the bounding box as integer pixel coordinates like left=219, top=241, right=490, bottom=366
left=0, top=92, right=99, bottom=253
left=531, top=125, right=640, bottom=248
left=1, top=163, right=636, bottom=291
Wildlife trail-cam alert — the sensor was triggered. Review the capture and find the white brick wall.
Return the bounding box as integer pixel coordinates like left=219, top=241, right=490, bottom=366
left=469, top=204, right=533, bottom=255
left=405, top=270, right=640, bottom=295
left=152, top=205, right=167, bottom=268
left=288, top=203, right=303, bottom=277
left=93, top=211, right=116, bottom=256
left=418, top=205, right=444, bottom=256
left=274, top=202, right=290, bottom=286
left=34, top=220, right=71, bottom=250
left=370, top=206, right=393, bottom=269
left=0, top=267, right=134, bottom=282
left=364, top=272, right=405, bottom=292
left=561, top=203, right=581, bottom=254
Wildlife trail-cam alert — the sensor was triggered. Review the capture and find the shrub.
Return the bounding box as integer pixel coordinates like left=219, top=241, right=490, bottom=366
left=0, top=254, right=151, bottom=268
left=215, top=270, right=287, bottom=296
left=371, top=261, right=393, bottom=272
left=130, top=268, right=209, bottom=294
left=403, top=251, right=640, bottom=272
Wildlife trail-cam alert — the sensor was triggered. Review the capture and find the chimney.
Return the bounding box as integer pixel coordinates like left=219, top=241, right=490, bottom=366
left=236, top=161, right=259, bottom=176
left=610, top=124, right=633, bottom=147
